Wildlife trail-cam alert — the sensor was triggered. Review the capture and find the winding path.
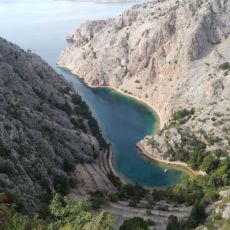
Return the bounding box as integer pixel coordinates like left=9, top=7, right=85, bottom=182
left=103, top=201, right=191, bottom=230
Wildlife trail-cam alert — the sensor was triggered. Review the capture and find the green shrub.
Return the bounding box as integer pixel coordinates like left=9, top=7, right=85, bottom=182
left=61, top=103, right=72, bottom=115
left=224, top=71, right=229, bottom=76
left=120, top=217, right=154, bottom=230
left=200, top=155, right=218, bottom=172
left=88, top=191, right=107, bottom=209
left=157, top=205, right=169, bottom=211
left=107, top=172, right=122, bottom=189
left=203, top=189, right=218, bottom=204
left=6, top=104, right=22, bottom=119
left=71, top=94, right=82, bottom=105
left=88, top=117, right=107, bottom=149
left=53, top=175, right=71, bottom=195
left=0, top=193, right=113, bottom=230
left=118, top=184, right=147, bottom=202
left=205, top=134, right=222, bottom=145
left=167, top=215, right=180, bottom=230
left=219, top=62, right=230, bottom=70
left=0, top=142, right=10, bottom=157
left=187, top=200, right=206, bottom=228
left=171, top=108, right=195, bottom=124
left=63, top=159, right=75, bottom=173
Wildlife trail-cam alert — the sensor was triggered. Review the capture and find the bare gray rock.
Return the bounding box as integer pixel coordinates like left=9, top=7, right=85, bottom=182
left=59, top=0, right=230, bottom=125
left=0, top=37, right=107, bottom=213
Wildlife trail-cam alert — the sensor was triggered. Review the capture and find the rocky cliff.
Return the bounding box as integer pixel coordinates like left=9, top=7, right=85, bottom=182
left=0, top=37, right=112, bottom=213
left=59, top=0, right=230, bottom=125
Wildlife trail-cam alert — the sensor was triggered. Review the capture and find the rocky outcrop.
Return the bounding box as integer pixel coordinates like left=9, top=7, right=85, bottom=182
left=59, top=0, right=230, bottom=125
left=71, top=163, right=116, bottom=195
left=217, top=190, right=230, bottom=220
left=69, top=147, right=117, bottom=195
left=0, top=37, right=111, bottom=213
left=197, top=189, right=230, bottom=229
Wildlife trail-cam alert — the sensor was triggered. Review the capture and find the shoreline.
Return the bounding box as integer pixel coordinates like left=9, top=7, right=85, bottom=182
left=58, top=64, right=163, bottom=130
left=107, top=145, right=127, bottom=185
left=58, top=65, right=203, bottom=180
left=87, top=82, right=205, bottom=177
left=87, top=83, right=163, bottom=131
left=136, top=142, right=206, bottom=177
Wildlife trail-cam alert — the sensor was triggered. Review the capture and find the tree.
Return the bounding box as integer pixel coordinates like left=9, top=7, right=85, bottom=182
left=49, top=194, right=113, bottom=230
left=118, top=184, right=146, bottom=203
left=187, top=200, right=206, bottom=228
left=200, top=155, right=217, bottom=172
left=166, top=215, right=180, bottom=230
left=0, top=205, right=46, bottom=230
left=119, top=217, right=154, bottom=230
left=171, top=108, right=195, bottom=124
left=49, top=194, right=92, bottom=229
left=83, top=212, right=113, bottom=230
left=53, top=175, right=71, bottom=195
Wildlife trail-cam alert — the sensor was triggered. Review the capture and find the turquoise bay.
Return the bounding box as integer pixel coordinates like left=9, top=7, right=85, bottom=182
left=0, top=0, right=184, bottom=187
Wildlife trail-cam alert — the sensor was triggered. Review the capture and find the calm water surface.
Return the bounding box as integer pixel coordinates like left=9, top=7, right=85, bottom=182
left=0, top=0, right=184, bottom=187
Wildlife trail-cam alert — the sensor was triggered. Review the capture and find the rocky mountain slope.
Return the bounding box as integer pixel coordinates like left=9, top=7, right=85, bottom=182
left=59, top=0, right=230, bottom=124
left=0, top=37, right=113, bottom=213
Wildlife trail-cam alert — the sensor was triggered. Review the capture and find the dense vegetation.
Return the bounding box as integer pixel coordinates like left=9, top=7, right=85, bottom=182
left=118, top=184, right=147, bottom=206
left=219, top=61, right=230, bottom=76
left=119, top=217, right=155, bottom=230
left=0, top=190, right=113, bottom=230
left=86, top=178, right=216, bottom=229
left=71, top=94, right=107, bottom=149
left=219, top=62, right=230, bottom=71
left=112, top=107, right=230, bottom=229
left=166, top=200, right=206, bottom=230
left=168, top=134, right=229, bottom=175
left=160, top=108, right=230, bottom=228
left=170, top=108, right=195, bottom=124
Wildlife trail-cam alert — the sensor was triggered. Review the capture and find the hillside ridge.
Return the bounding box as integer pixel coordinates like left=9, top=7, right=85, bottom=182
left=0, top=37, right=113, bottom=213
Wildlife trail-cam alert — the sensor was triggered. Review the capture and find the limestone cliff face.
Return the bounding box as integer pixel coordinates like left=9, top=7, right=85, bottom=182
left=0, top=37, right=108, bottom=212
left=59, top=0, right=230, bottom=124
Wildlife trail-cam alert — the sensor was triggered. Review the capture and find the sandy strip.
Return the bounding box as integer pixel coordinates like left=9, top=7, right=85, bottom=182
left=136, top=142, right=206, bottom=177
